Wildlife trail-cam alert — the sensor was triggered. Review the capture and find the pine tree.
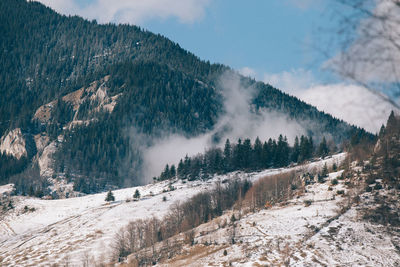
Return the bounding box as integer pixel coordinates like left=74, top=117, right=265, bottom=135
left=253, top=137, right=263, bottom=170
left=105, top=190, right=115, bottom=202
left=318, top=137, right=329, bottom=158
left=291, top=136, right=300, bottom=163
left=133, top=189, right=140, bottom=199
left=170, top=164, right=176, bottom=178
left=160, top=164, right=170, bottom=181
left=276, top=135, right=289, bottom=167
left=261, top=141, right=271, bottom=168
left=242, top=138, right=252, bottom=170
left=177, top=159, right=185, bottom=179
left=321, top=163, right=329, bottom=178
left=223, top=139, right=232, bottom=172
left=233, top=139, right=243, bottom=169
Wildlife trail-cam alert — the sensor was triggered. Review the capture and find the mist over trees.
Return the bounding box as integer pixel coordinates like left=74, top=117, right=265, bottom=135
left=156, top=135, right=328, bottom=182
left=0, top=0, right=374, bottom=193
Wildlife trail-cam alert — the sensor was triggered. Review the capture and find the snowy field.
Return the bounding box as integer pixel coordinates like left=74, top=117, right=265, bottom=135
left=158, top=159, right=400, bottom=266
left=0, top=154, right=345, bottom=266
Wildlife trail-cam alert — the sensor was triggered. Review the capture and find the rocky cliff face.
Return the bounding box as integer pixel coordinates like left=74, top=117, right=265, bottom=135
left=0, top=128, right=28, bottom=159
left=33, top=75, right=119, bottom=129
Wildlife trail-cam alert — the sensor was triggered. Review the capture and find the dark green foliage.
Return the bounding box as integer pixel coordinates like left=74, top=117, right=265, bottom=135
left=133, top=189, right=140, bottom=199
left=332, top=162, right=337, bottom=171
left=321, top=163, right=329, bottom=178
left=223, top=139, right=232, bottom=172
left=105, top=190, right=115, bottom=202
left=299, top=136, right=314, bottom=162
left=291, top=136, right=300, bottom=163
left=0, top=0, right=374, bottom=193
left=318, top=137, right=330, bottom=158
left=8, top=163, right=49, bottom=196
left=157, top=135, right=329, bottom=181
left=0, top=153, right=28, bottom=184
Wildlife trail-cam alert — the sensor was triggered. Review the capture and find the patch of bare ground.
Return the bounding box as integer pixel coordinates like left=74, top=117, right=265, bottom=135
left=160, top=244, right=229, bottom=266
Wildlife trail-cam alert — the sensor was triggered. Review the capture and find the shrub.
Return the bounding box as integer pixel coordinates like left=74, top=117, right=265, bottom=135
left=223, top=250, right=228, bottom=256
left=336, top=190, right=345, bottom=195
left=304, top=200, right=312, bottom=207
left=374, top=183, right=383, bottom=190
left=162, top=196, right=167, bottom=202
left=331, top=179, right=338, bottom=186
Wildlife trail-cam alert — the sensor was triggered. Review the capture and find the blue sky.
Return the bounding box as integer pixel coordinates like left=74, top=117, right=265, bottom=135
left=36, top=0, right=399, bottom=133
left=143, top=0, right=331, bottom=76
left=38, top=0, right=337, bottom=84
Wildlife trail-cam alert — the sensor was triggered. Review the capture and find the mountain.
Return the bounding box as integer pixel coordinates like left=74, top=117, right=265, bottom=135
left=0, top=0, right=373, bottom=195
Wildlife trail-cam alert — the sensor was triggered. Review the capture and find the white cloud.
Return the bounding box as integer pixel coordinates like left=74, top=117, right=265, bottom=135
left=238, top=67, right=257, bottom=79
left=298, top=84, right=399, bottom=133
left=260, top=69, right=398, bottom=133
left=36, top=0, right=211, bottom=24
left=262, top=69, right=316, bottom=95
left=140, top=71, right=305, bottom=181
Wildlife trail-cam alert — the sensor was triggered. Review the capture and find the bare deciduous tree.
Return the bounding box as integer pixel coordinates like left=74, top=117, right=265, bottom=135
left=325, top=0, right=400, bottom=105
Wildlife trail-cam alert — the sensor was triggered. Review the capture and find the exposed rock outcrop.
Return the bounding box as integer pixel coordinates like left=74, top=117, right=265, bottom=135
left=33, top=75, right=120, bottom=127
left=0, top=128, right=27, bottom=159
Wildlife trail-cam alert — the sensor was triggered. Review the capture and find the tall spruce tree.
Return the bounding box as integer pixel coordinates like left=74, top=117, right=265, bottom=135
left=223, top=139, right=232, bottom=172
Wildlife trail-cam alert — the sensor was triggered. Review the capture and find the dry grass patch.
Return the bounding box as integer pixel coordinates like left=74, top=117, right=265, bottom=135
left=163, top=244, right=229, bottom=266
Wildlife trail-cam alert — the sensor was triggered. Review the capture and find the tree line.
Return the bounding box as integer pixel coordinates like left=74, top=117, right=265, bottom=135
left=156, top=135, right=331, bottom=182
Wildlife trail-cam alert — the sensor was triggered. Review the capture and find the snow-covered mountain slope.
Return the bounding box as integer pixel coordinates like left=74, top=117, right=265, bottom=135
left=0, top=155, right=345, bottom=266
left=160, top=170, right=400, bottom=266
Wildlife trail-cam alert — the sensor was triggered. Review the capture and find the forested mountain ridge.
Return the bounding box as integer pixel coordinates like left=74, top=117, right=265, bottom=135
left=0, top=0, right=373, bottom=195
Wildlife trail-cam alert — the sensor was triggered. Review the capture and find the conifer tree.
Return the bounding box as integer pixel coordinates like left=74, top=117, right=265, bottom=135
left=223, top=139, right=232, bottom=172
left=105, top=190, right=115, bottom=202
left=321, top=163, right=329, bottom=178
left=261, top=141, right=271, bottom=168
left=169, top=164, right=176, bottom=178
left=133, top=189, right=140, bottom=199
left=177, top=159, right=185, bottom=179
left=242, top=138, right=252, bottom=170
left=291, top=136, right=300, bottom=163
left=318, top=137, right=329, bottom=158
left=253, top=137, right=263, bottom=170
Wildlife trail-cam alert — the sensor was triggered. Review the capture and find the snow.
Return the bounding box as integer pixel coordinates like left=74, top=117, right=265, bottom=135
left=0, top=184, right=14, bottom=196
left=159, top=164, right=400, bottom=267
left=0, top=154, right=345, bottom=266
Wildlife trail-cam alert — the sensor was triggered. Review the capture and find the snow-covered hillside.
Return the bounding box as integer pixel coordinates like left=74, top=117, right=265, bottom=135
left=0, top=155, right=345, bottom=266
left=162, top=170, right=400, bottom=266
